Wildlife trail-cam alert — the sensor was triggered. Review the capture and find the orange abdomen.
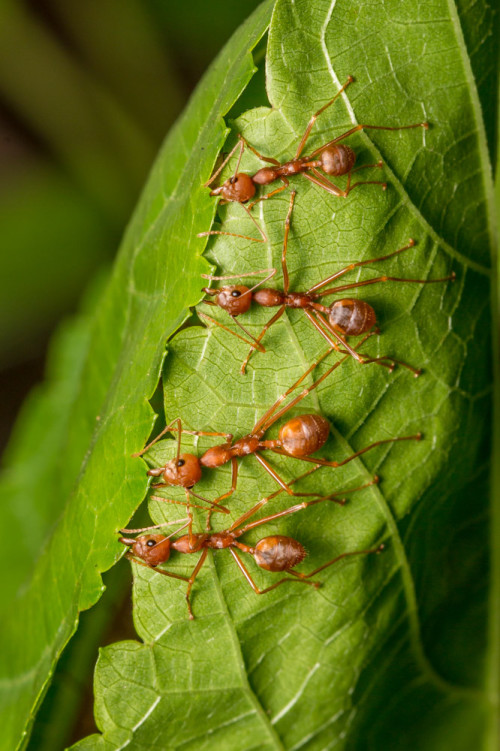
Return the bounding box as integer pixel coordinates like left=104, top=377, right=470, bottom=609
left=254, top=536, right=307, bottom=571
left=279, top=414, right=330, bottom=456
left=328, top=298, right=376, bottom=335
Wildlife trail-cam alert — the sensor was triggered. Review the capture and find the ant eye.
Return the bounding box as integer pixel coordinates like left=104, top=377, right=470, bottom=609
left=231, top=290, right=241, bottom=297
left=177, top=459, right=185, bottom=467
left=229, top=176, right=237, bottom=184
left=146, top=540, right=156, bottom=547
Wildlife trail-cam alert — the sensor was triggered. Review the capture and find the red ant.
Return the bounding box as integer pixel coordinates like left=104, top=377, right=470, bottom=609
left=200, top=191, right=455, bottom=374
left=119, top=476, right=384, bottom=619
left=132, top=347, right=421, bottom=528
left=198, top=75, right=428, bottom=243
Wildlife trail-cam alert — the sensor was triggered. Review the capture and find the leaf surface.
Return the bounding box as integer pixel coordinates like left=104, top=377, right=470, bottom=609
left=72, top=0, right=496, bottom=749
left=0, top=2, right=275, bottom=749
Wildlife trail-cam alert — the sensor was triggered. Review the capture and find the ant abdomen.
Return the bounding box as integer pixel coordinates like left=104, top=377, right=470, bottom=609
left=279, top=414, right=330, bottom=457
left=320, top=145, right=356, bottom=176
left=328, top=298, right=376, bottom=336
left=157, top=453, right=202, bottom=487
left=254, top=536, right=307, bottom=571
left=126, top=535, right=171, bottom=566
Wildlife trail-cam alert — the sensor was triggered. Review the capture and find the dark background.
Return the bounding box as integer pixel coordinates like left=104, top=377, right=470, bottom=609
left=0, top=0, right=261, bottom=455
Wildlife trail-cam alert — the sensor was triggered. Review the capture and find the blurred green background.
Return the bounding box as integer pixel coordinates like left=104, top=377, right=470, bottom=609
left=0, top=4, right=262, bottom=745
left=0, top=0, right=261, bottom=453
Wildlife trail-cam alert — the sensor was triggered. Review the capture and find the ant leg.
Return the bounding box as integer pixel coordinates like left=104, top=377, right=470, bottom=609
left=246, top=178, right=289, bottom=211
left=229, top=548, right=319, bottom=594
left=120, top=518, right=190, bottom=534
left=302, top=171, right=345, bottom=197
left=125, top=553, right=191, bottom=584
left=235, top=477, right=379, bottom=535
left=204, top=140, right=244, bottom=188
left=240, top=305, right=287, bottom=375
left=201, top=267, right=277, bottom=287
left=198, top=311, right=266, bottom=352
left=290, top=543, right=385, bottom=579
left=152, top=491, right=229, bottom=515
left=253, top=452, right=296, bottom=495
left=205, top=458, right=238, bottom=531
left=132, top=418, right=190, bottom=460
left=185, top=549, right=209, bottom=619
left=304, top=310, right=394, bottom=371
left=169, top=424, right=233, bottom=443
left=308, top=167, right=387, bottom=196
left=308, top=311, right=421, bottom=376
left=308, top=121, right=428, bottom=158
left=281, top=190, right=296, bottom=294
left=257, top=332, right=388, bottom=438
left=253, top=347, right=345, bottom=435
left=239, top=134, right=280, bottom=166
left=307, top=239, right=417, bottom=295
left=312, top=270, right=456, bottom=299
left=295, top=76, right=354, bottom=159
left=229, top=465, right=323, bottom=531
left=198, top=203, right=267, bottom=244
left=270, top=433, right=422, bottom=469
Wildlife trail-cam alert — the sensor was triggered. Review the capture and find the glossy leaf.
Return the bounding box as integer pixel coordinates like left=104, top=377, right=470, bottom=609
left=73, top=0, right=496, bottom=750
left=0, top=2, right=275, bottom=749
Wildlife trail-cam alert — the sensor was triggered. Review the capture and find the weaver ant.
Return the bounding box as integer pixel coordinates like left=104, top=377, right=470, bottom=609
left=119, top=476, right=384, bottom=619
left=132, top=347, right=421, bottom=528
left=201, top=191, right=455, bottom=374
left=198, top=75, right=428, bottom=243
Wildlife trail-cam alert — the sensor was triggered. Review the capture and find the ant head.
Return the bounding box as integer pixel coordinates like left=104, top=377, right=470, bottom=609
left=279, top=414, right=330, bottom=457
left=161, top=453, right=202, bottom=488
left=218, top=173, right=256, bottom=202
left=320, top=145, right=356, bottom=176
left=120, top=534, right=171, bottom=566
left=328, top=299, right=376, bottom=336
left=254, top=536, right=307, bottom=571
left=217, top=286, right=253, bottom=315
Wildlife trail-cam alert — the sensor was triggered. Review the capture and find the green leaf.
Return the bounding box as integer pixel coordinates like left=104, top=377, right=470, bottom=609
left=0, top=1, right=275, bottom=748
left=72, top=0, right=496, bottom=749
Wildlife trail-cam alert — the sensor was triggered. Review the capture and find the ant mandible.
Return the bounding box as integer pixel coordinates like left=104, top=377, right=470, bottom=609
left=119, top=476, right=384, bottom=619
left=200, top=191, right=455, bottom=374
left=132, top=346, right=421, bottom=527
left=198, top=75, right=428, bottom=237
